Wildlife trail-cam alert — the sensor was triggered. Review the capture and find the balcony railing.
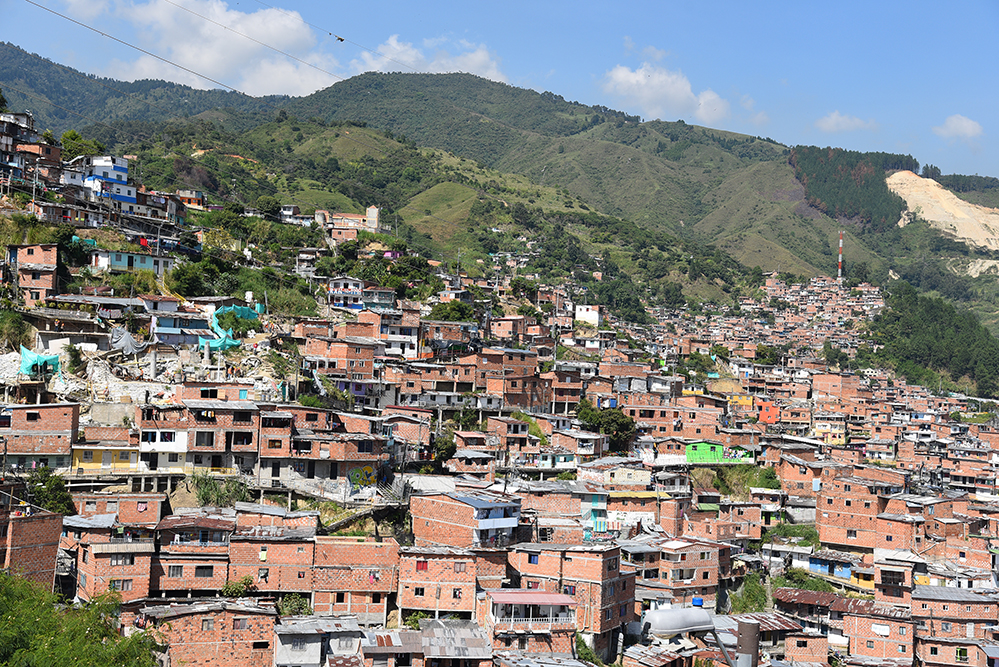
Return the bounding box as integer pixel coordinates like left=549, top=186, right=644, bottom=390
left=493, top=615, right=576, bottom=627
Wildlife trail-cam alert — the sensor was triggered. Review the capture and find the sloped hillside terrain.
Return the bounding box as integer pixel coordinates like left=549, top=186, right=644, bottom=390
left=889, top=170, right=999, bottom=250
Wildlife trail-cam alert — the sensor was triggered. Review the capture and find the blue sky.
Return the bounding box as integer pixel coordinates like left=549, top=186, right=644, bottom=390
left=5, top=0, right=997, bottom=177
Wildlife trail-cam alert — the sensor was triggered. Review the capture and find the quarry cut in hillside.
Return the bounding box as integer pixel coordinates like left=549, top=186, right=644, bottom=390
left=888, top=170, right=999, bottom=250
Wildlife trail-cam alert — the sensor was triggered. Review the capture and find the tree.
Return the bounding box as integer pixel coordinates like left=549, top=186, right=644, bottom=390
left=278, top=593, right=313, bottom=616
left=0, top=86, right=7, bottom=112
left=0, top=573, right=159, bottom=667
left=255, top=195, right=282, bottom=222
left=428, top=301, right=474, bottom=322
left=60, top=130, right=106, bottom=161
left=576, top=399, right=636, bottom=451
left=26, top=467, right=75, bottom=515
left=0, top=311, right=31, bottom=351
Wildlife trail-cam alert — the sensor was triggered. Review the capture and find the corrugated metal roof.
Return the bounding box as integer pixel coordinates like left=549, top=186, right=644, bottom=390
left=419, top=619, right=491, bottom=658
left=155, top=515, right=235, bottom=531
left=772, top=588, right=843, bottom=607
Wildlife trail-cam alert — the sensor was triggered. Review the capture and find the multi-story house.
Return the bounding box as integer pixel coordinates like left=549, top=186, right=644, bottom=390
left=397, top=547, right=477, bottom=622
left=0, top=402, right=80, bottom=471
left=410, top=491, right=521, bottom=549
left=6, top=243, right=59, bottom=306
left=508, top=543, right=635, bottom=659
left=312, top=536, right=399, bottom=624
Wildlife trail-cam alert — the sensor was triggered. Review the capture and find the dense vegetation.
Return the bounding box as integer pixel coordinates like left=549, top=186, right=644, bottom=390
left=861, top=282, right=999, bottom=397
left=789, top=147, right=917, bottom=232
left=0, top=573, right=158, bottom=667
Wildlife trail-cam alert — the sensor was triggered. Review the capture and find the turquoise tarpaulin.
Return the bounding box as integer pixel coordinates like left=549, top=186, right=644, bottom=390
left=20, top=345, right=60, bottom=377
left=199, top=305, right=259, bottom=351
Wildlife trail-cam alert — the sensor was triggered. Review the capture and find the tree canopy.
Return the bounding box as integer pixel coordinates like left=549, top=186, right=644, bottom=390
left=0, top=573, right=159, bottom=667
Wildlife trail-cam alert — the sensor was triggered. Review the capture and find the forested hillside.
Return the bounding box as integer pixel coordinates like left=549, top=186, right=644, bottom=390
left=789, top=147, right=917, bottom=232
left=0, top=42, right=269, bottom=133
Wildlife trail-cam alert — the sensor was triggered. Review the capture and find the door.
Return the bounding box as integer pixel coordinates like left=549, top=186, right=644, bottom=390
left=127, top=255, right=134, bottom=269
left=129, top=452, right=138, bottom=469
left=307, top=461, right=316, bottom=479
left=101, top=451, right=113, bottom=468
left=211, top=454, right=222, bottom=469
left=271, top=461, right=281, bottom=477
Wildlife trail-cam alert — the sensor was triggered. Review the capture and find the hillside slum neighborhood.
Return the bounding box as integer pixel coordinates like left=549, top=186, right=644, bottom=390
left=4, top=110, right=999, bottom=667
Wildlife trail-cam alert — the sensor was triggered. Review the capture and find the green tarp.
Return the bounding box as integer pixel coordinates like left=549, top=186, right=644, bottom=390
left=20, top=346, right=60, bottom=377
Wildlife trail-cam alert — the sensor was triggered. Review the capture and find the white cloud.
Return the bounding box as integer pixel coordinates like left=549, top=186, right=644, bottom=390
left=749, top=111, right=769, bottom=126
left=350, top=35, right=506, bottom=83
left=815, top=111, right=877, bottom=132
left=61, top=0, right=112, bottom=20
left=641, top=46, right=667, bottom=62
left=933, top=114, right=983, bottom=140
left=99, top=0, right=339, bottom=96
left=601, top=62, right=729, bottom=125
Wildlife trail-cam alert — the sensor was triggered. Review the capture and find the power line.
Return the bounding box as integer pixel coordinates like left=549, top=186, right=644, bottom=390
left=22, top=0, right=246, bottom=94
left=251, top=0, right=421, bottom=74
left=159, top=0, right=346, bottom=85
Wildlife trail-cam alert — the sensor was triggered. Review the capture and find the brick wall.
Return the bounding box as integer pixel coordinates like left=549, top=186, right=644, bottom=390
left=398, top=550, right=477, bottom=617
left=2, top=510, right=61, bottom=588
left=151, top=607, right=276, bottom=667
left=228, top=539, right=315, bottom=593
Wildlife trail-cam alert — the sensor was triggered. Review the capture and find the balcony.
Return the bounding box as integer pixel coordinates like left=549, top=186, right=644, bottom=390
left=491, top=615, right=576, bottom=632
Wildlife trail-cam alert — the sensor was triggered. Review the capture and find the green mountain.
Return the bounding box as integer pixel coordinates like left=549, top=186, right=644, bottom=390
left=8, top=41, right=999, bottom=326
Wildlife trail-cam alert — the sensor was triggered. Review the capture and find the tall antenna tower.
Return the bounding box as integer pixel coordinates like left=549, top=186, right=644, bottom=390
left=838, top=231, right=844, bottom=281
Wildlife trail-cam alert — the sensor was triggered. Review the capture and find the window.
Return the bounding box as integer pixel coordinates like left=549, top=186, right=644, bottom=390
left=605, top=609, right=612, bottom=620
left=84, top=500, right=97, bottom=511
left=168, top=565, right=183, bottom=578
left=26, top=412, right=40, bottom=422
left=885, top=535, right=893, bottom=542
left=202, top=619, right=214, bottom=631
left=942, top=622, right=952, bottom=632
left=847, top=530, right=857, bottom=539
left=258, top=568, right=269, bottom=582
left=252, top=642, right=269, bottom=650
left=233, top=411, right=252, bottom=423
left=291, top=639, right=307, bottom=652
left=110, top=554, right=134, bottom=566
left=452, top=588, right=462, bottom=599
left=109, top=579, right=133, bottom=591
left=930, top=647, right=938, bottom=656
left=372, top=593, right=381, bottom=603
left=527, top=581, right=539, bottom=589
left=702, top=571, right=709, bottom=580
left=796, top=641, right=808, bottom=648
left=414, top=587, right=425, bottom=597
left=195, top=432, right=215, bottom=448
left=268, top=439, right=282, bottom=449
left=899, top=627, right=906, bottom=636
left=195, top=566, right=214, bottom=578
left=528, top=554, right=539, bottom=565
left=168, top=453, right=180, bottom=463
left=563, top=585, right=576, bottom=596
left=608, top=558, right=618, bottom=571
left=898, top=645, right=906, bottom=654
left=454, top=562, right=466, bottom=573
left=336, top=592, right=345, bottom=604
left=417, top=560, right=428, bottom=571
left=957, top=648, right=968, bottom=662
left=866, top=641, right=874, bottom=649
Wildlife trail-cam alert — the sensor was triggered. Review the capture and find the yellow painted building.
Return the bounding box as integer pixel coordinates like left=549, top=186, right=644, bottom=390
left=71, top=445, right=139, bottom=472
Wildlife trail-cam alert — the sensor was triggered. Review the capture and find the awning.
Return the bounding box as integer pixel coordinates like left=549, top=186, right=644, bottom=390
left=487, top=590, right=577, bottom=606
